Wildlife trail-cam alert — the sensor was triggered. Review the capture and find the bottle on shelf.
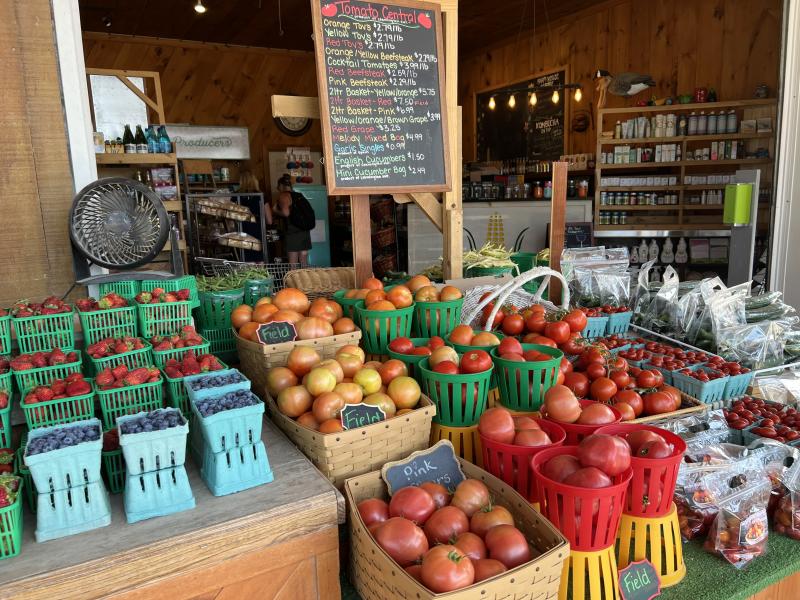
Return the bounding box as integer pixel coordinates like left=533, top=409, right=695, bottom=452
left=122, top=124, right=135, bottom=154
left=648, top=239, right=659, bottom=262
left=676, top=238, right=689, bottom=264
left=615, top=120, right=622, bottom=139
left=134, top=125, right=148, bottom=154
left=727, top=110, right=738, bottom=134
left=697, top=111, right=708, bottom=135
left=661, top=238, right=674, bottom=263
left=678, top=114, right=688, bottom=136
left=144, top=170, right=154, bottom=190
left=631, top=245, right=640, bottom=264
left=158, top=126, right=172, bottom=154
left=707, top=111, right=717, bottom=135
left=688, top=112, right=698, bottom=136
left=639, top=240, right=649, bottom=261
left=146, top=126, right=159, bottom=154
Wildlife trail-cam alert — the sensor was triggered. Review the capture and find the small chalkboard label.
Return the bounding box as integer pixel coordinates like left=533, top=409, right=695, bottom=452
left=619, top=560, right=661, bottom=600
left=257, top=321, right=297, bottom=345
left=381, top=440, right=466, bottom=495
left=340, top=403, right=386, bottom=430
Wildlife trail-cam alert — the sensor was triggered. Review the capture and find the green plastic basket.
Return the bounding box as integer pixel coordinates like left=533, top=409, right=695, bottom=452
left=511, top=252, right=542, bottom=294
left=387, top=338, right=435, bottom=380
left=21, top=381, right=96, bottom=429
left=412, top=298, right=464, bottom=338
left=333, top=290, right=363, bottom=321
left=200, top=327, right=238, bottom=363
left=15, top=438, right=37, bottom=513
left=449, top=332, right=505, bottom=395
left=137, top=301, right=193, bottom=338
left=355, top=302, right=415, bottom=356
left=12, top=357, right=82, bottom=392
left=78, top=306, right=137, bottom=346
left=99, top=280, right=140, bottom=301
left=244, top=278, right=273, bottom=306
left=152, top=338, right=211, bottom=368
left=97, top=378, right=164, bottom=430
left=102, top=448, right=126, bottom=494
left=0, top=315, right=10, bottom=356
left=418, top=357, right=493, bottom=426
left=85, top=341, right=153, bottom=377
left=163, top=359, right=228, bottom=416
left=142, top=275, right=199, bottom=309
left=465, top=265, right=515, bottom=278
left=0, top=484, right=23, bottom=559
left=0, top=369, right=10, bottom=395
left=196, top=289, right=244, bottom=329
left=13, top=311, right=75, bottom=354
left=490, top=344, right=563, bottom=412
left=0, top=399, right=9, bottom=448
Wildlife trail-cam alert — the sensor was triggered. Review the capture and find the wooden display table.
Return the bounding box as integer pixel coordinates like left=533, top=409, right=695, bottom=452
left=0, top=419, right=343, bottom=600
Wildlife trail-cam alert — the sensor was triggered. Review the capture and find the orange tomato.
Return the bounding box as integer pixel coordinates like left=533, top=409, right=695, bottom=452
left=365, top=289, right=387, bottom=306
left=333, top=317, right=357, bottom=334
left=255, top=296, right=273, bottom=307
left=406, top=275, right=432, bottom=293
left=386, top=285, right=413, bottom=308
left=231, top=305, right=253, bottom=329
left=439, top=286, right=463, bottom=301
left=273, top=288, right=310, bottom=314
left=269, top=309, right=304, bottom=324
left=238, top=321, right=260, bottom=341
left=319, top=418, right=344, bottom=433
left=252, top=303, right=279, bottom=323
left=363, top=277, right=384, bottom=290
left=367, top=300, right=396, bottom=311
left=449, top=324, right=474, bottom=346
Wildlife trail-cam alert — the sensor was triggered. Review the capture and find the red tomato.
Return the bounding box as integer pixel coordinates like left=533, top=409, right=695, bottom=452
left=559, top=357, right=573, bottom=375
left=357, top=498, right=389, bottom=526
left=501, top=314, right=525, bottom=336
left=478, top=407, right=516, bottom=444
left=423, top=506, right=470, bottom=544
left=563, top=466, right=612, bottom=488
left=523, top=349, right=550, bottom=362
left=609, top=370, right=631, bottom=389
left=590, top=377, right=618, bottom=402
left=577, top=434, right=632, bottom=476
left=643, top=391, right=675, bottom=416
left=582, top=347, right=606, bottom=366
left=559, top=332, right=585, bottom=356
left=563, top=371, right=590, bottom=397
left=428, top=336, right=446, bottom=350
left=460, top=350, right=492, bottom=374
left=528, top=335, right=557, bottom=348
left=524, top=314, right=547, bottom=334
left=637, top=440, right=673, bottom=459
left=660, top=385, right=682, bottom=410
left=636, top=370, right=658, bottom=388
left=544, top=321, right=571, bottom=345
left=451, top=479, right=491, bottom=518
left=470, top=505, right=514, bottom=538
left=500, top=352, right=525, bottom=362
left=388, top=337, right=414, bottom=354
left=433, top=361, right=459, bottom=374
left=497, top=337, right=523, bottom=356
left=615, top=389, right=644, bottom=416
left=513, top=429, right=553, bottom=446
left=420, top=545, right=475, bottom=593
left=484, top=525, right=531, bottom=568
left=411, top=346, right=433, bottom=356
left=482, top=304, right=505, bottom=329
left=615, top=402, right=636, bottom=421
left=405, top=564, right=423, bottom=583
left=473, top=558, right=507, bottom=583
left=420, top=482, right=451, bottom=509
left=374, top=517, right=429, bottom=566
left=454, top=531, right=486, bottom=561
left=563, top=309, right=588, bottom=333
left=542, top=385, right=582, bottom=423
left=585, top=363, right=607, bottom=380
left=513, top=416, right=540, bottom=431
left=609, top=357, right=629, bottom=371
left=576, top=402, right=617, bottom=425
left=540, top=454, right=581, bottom=482
left=389, top=486, right=437, bottom=525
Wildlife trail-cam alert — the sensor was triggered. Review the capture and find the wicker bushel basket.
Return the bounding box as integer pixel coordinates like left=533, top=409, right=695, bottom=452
left=284, top=267, right=356, bottom=301
left=235, top=329, right=362, bottom=398
left=265, top=394, right=436, bottom=489
left=345, top=458, right=569, bottom=600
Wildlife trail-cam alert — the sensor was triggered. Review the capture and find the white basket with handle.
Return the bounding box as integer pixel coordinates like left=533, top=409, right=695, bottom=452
left=461, top=267, right=571, bottom=331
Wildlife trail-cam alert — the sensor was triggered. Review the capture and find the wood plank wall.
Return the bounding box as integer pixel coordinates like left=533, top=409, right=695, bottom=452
left=0, top=1, right=77, bottom=307
left=82, top=33, right=322, bottom=192
left=459, top=0, right=783, bottom=160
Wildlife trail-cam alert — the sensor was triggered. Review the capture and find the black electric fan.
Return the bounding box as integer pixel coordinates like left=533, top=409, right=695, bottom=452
left=69, top=177, right=184, bottom=286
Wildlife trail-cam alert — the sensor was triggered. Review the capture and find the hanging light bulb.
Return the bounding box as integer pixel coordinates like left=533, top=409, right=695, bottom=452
left=529, top=92, right=537, bottom=107
left=508, top=94, right=516, bottom=109
left=574, top=87, right=582, bottom=102
left=194, top=0, right=207, bottom=14
left=552, top=89, right=560, bottom=104
left=488, top=96, right=496, bottom=110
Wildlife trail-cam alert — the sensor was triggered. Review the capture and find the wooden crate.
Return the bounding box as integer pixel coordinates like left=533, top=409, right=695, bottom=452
left=265, top=394, right=435, bottom=490
left=235, top=329, right=361, bottom=398
left=631, top=393, right=707, bottom=424
left=345, top=458, right=569, bottom=600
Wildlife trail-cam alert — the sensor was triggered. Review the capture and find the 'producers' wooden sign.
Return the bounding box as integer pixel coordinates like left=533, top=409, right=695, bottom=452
left=340, top=403, right=386, bottom=429
left=311, top=0, right=450, bottom=194
left=619, top=560, right=661, bottom=600
left=257, top=321, right=297, bottom=345
left=381, top=439, right=466, bottom=494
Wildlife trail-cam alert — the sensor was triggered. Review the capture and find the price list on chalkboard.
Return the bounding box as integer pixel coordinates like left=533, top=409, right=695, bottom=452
left=312, top=0, right=450, bottom=193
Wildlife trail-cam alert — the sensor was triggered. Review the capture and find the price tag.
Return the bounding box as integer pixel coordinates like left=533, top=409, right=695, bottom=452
left=381, top=440, right=466, bottom=494
left=619, top=560, right=661, bottom=600
left=340, top=403, right=386, bottom=430
left=256, top=321, right=297, bottom=345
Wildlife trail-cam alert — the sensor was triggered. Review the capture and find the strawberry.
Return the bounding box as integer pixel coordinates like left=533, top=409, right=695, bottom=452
left=10, top=356, right=33, bottom=371
left=134, top=292, right=152, bottom=304
left=176, top=289, right=190, bottom=301
left=0, top=392, right=8, bottom=409
left=161, top=293, right=178, bottom=303
left=132, top=338, right=144, bottom=350
left=51, top=379, right=67, bottom=395
left=153, top=341, right=172, bottom=352
left=175, top=339, right=186, bottom=349
left=98, top=297, right=113, bottom=310
left=148, top=367, right=161, bottom=379
left=66, top=351, right=78, bottom=363
left=182, top=357, right=201, bottom=376
left=65, top=372, right=83, bottom=384
left=96, top=368, right=114, bottom=386
left=49, top=347, right=67, bottom=366
left=66, top=380, right=91, bottom=397
left=0, top=450, right=13, bottom=474
left=113, top=342, right=130, bottom=354
left=23, top=392, right=38, bottom=404
left=32, top=353, right=47, bottom=368
left=34, top=386, right=54, bottom=402
left=123, top=368, right=149, bottom=386
left=147, top=374, right=160, bottom=382
left=76, top=298, right=96, bottom=312
left=151, top=288, right=165, bottom=297
left=111, top=364, right=128, bottom=381
left=103, top=429, right=120, bottom=452
left=0, top=356, right=8, bottom=374
left=164, top=365, right=182, bottom=378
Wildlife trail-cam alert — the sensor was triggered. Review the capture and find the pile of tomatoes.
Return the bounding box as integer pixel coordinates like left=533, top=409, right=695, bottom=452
left=724, top=397, right=800, bottom=443
left=425, top=347, right=493, bottom=376
left=676, top=367, right=726, bottom=382
left=357, top=478, right=532, bottom=592
left=388, top=336, right=446, bottom=357
left=447, top=325, right=502, bottom=348
left=478, top=407, right=555, bottom=447
left=600, top=305, right=631, bottom=314
left=266, top=344, right=423, bottom=433
left=705, top=356, right=751, bottom=376
left=478, top=300, right=587, bottom=349
left=539, top=434, right=632, bottom=490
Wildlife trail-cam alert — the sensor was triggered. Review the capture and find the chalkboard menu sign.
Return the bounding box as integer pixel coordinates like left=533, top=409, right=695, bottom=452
left=547, top=221, right=594, bottom=249
left=312, top=0, right=450, bottom=194
left=381, top=440, right=466, bottom=494
left=476, top=68, right=566, bottom=162
left=340, top=403, right=386, bottom=429
left=257, top=321, right=297, bottom=345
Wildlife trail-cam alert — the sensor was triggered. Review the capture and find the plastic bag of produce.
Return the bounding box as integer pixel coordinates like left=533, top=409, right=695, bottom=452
left=640, top=266, right=680, bottom=334
left=562, top=246, right=630, bottom=308
left=676, top=277, right=725, bottom=342
left=703, top=471, right=771, bottom=568
left=774, top=460, right=800, bottom=540
left=633, top=260, right=656, bottom=324
left=717, top=319, right=793, bottom=370
left=594, top=267, right=631, bottom=308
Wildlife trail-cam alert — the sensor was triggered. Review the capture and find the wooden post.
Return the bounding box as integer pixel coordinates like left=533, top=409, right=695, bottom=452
left=350, top=195, right=372, bottom=285
left=441, top=1, right=462, bottom=279
left=548, top=162, right=569, bottom=302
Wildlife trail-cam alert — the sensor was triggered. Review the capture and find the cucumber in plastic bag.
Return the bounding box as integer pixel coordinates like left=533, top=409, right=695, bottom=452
left=745, top=291, right=782, bottom=310
left=746, top=303, right=795, bottom=323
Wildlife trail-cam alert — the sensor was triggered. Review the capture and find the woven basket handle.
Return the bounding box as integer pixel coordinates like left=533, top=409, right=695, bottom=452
left=473, top=267, right=570, bottom=331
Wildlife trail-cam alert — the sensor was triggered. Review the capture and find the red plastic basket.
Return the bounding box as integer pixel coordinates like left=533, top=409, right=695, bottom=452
left=542, top=399, right=621, bottom=445
left=532, top=445, right=632, bottom=551
left=479, top=417, right=566, bottom=503
left=596, top=423, right=687, bottom=518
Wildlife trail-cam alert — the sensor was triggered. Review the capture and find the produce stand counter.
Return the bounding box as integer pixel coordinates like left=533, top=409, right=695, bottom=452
left=0, top=418, right=344, bottom=600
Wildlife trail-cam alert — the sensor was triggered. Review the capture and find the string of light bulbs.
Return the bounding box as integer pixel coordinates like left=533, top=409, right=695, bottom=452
left=487, top=83, right=582, bottom=110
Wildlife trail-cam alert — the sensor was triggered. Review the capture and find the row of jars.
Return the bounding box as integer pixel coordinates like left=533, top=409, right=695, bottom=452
left=600, top=191, right=679, bottom=206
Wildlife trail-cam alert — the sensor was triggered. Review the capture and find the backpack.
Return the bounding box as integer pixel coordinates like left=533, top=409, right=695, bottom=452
left=288, top=192, right=316, bottom=231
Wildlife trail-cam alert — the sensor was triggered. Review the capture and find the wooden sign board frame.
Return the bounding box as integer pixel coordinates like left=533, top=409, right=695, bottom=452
left=310, top=0, right=452, bottom=195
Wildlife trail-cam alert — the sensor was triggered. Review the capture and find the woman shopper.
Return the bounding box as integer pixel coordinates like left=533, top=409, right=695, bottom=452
left=274, top=174, right=314, bottom=267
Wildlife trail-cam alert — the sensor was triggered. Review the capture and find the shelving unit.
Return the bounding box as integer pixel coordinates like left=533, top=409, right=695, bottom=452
left=593, top=99, right=777, bottom=234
